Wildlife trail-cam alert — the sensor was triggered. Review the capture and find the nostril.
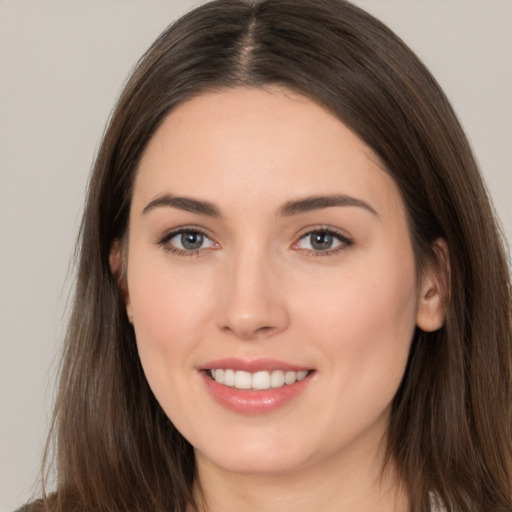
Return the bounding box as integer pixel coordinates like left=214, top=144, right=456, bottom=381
left=220, top=323, right=278, bottom=340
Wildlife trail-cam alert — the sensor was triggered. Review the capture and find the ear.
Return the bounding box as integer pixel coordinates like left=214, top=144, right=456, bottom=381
left=109, top=240, right=133, bottom=323
left=416, top=239, right=450, bottom=332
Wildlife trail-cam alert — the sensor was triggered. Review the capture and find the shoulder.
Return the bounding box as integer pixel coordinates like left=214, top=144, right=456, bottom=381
left=13, top=500, right=46, bottom=512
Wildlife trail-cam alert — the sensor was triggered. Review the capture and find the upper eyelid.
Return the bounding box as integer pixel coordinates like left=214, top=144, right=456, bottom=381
left=155, top=225, right=353, bottom=250
left=158, top=225, right=215, bottom=242
left=157, top=227, right=218, bottom=256
left=295, top=225, right=352, bottom=241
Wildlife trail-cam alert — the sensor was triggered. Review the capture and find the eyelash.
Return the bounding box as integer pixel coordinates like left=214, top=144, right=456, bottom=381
left=293, top=226, right=353, bottom=257
left=157, top=226, right=218, bottom=257
left=156, top=226, right=353, bottom=257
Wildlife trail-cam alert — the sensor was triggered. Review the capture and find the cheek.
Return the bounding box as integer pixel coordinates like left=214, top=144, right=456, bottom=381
left=338, top=271, right=417, bottom=346
left=299, top=248, right=418, bottom=385
left=126, top=261, right=219, bottom=427
left=126, top=250, right=217, bottom=376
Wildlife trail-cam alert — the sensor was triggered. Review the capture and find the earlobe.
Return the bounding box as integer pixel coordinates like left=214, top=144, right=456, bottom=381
left=416, top=239, right=450, bottom=332
left=109, top=240, right=133, bottom=323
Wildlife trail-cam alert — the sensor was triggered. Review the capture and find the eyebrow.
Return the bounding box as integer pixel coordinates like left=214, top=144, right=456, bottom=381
left=142, top=193, right=378, bottom=218
left=142, top=194, right=221, bottom=217
left=278, top=194, right=378, bottom=217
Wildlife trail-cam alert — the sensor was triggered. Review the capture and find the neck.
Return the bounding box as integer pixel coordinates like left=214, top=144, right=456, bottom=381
left=191, top=429, right=409, bottom=512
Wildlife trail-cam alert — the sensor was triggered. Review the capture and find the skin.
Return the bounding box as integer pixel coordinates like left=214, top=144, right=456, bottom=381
left=118, top=87, right=444, bottom=512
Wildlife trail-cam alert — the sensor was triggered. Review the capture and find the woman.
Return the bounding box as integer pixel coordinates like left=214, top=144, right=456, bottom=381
left=22, top=0, right=512, bottom=511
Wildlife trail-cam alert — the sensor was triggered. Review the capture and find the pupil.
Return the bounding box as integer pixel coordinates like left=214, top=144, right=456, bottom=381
left=311, top=232, right=333, bottom=250
left=181, top=232, right=203, bottom=250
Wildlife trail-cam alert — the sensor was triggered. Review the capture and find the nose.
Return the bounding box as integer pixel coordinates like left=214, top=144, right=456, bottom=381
left=216, top=247, right=290, bottom=340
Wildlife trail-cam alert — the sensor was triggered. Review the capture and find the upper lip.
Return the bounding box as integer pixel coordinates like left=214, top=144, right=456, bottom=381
left=199, top=358, right=311, bottom=373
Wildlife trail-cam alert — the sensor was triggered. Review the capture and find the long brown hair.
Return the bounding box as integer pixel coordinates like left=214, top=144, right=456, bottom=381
left=30, top=1, right=512, bottom=511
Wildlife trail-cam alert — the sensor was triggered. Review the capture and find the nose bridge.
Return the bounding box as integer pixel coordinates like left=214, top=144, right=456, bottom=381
left=216, top=239, right=289, bottom=339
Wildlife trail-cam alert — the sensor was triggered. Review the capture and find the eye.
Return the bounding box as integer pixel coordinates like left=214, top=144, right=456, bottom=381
left=293, top=228, right=352, bottom=254
left=158, top=228, right=218, bottom=255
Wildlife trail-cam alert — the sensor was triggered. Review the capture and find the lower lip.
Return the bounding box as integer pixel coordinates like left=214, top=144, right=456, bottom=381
left=201, top=371, right=313, bottom=414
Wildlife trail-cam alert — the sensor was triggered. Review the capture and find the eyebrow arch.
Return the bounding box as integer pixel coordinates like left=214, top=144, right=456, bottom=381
left=142, top=194, right=221, bottom=217
left=278, top=194, right=378, bottom=217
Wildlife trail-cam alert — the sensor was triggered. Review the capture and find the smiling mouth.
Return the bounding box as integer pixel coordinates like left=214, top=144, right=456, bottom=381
left=208, top=369, right=310, bottom=391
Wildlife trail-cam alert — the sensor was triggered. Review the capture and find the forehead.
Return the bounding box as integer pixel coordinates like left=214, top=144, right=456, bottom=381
left=133, top=86, right=402, bottom=218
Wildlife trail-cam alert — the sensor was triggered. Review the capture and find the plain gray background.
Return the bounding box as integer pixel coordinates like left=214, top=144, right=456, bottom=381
left=1, top=1, right=511, bottom=510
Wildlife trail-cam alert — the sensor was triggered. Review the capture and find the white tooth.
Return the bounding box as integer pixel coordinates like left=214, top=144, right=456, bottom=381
left=284, top=371, right=297, bottom=385
left=224, top=369, right=235, bottom=387
left=214, top=368, right=225, bottom=384
left=252, top=371, right=271, bottom=390
left=234, top=370, right=252, bottom=389
left=296, top=370, right=308, bottom=381
left=270, top=370, right=285, bottom=388
left=212, top=368, right=307, bottom=389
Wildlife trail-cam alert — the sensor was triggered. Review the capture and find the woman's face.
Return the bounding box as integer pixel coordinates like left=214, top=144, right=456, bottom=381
left=124, top=87, right=441, bottom=477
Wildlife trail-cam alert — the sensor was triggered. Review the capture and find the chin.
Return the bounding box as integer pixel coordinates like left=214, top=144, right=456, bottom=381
left=195, top=444, right=315, bottom=476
